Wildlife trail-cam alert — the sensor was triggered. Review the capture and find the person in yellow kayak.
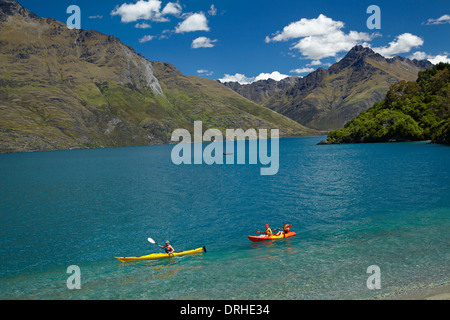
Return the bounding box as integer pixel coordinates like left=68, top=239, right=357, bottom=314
left=159, top=240, right=175, bottom=254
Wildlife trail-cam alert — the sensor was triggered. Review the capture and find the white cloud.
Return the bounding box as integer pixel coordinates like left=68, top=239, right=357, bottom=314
left=191, top=36, right=217, bottom=48
left=254, top=71, right=289, bottom=82
left=372, top=33, right=424, bottom=58
left=428, top=55, right=450, bottom=64
left=135, top=22, right=151, bottom=29
left=139, top=35, right=155, bottom=43
left=410, top=51, right=427, bottom=60
left=295, top=31, right=372, bottom=60
left=111, top=0, right=181, bottom=23
left=265, top=14, right=374, bottom=60
left=290, top=67, right=315, bottom=74
left=219, top=71, right=289, bottom=84
left=308, top=60, right=322, bottom=66
left=162, top=2, right=182, bottom=16
left=175, top=12, right=210, bottom=33
left=266, top=14, right=344, bottom=42
left=111, top=0, right=166, bottom=23
left=197, top=69, right=214, bottom=76
left=219, top=73, right=254, bottom=85
left=410, top=51, right=450, bottom=64
left=423, top=14, right=450, bottom=25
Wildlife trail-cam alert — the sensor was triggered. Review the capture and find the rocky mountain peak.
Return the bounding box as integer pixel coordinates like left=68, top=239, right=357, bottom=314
left=0, top=0, right=37, bottom=20
left=328, top=45, right=383, bottom=74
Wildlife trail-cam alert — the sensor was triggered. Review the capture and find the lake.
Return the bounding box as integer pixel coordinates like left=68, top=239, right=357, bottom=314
left=0, top=136, right=449, bottom=299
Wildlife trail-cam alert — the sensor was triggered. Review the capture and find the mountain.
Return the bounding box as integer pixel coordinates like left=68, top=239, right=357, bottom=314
left=223, top=46, right=433, bottom=131
left=263, top=46, right=433, bottom=131
left=0, top=0, right=315, bottom=153
left=221, top=76, right=301, bottom=105
left=322, top=63, right=450, bottom=145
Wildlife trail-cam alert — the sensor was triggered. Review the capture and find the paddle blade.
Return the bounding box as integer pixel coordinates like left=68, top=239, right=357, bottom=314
left=147, top=237, right=156, bottom=244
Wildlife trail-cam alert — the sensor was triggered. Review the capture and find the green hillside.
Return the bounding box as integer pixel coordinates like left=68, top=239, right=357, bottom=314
left=324, top=63, right=450, bottom=145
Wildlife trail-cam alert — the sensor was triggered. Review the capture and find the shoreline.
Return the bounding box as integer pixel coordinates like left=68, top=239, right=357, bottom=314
left=0, top=134, right=327, bottom=155
left=373, top=282, right=450, bottom=300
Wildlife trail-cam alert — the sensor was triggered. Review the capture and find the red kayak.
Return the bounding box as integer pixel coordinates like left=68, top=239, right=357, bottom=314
left=248, top=231, right=296, bottom=242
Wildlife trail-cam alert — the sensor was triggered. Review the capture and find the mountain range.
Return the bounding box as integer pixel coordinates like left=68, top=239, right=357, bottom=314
left=0, top=0, right=315, bottom=153
left=223, top=46, right=433, bottom=131
left=0, top=0, right=437, bottom=154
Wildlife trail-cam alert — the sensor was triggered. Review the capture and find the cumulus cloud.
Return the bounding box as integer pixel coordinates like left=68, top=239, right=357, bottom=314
left=138, top=35, right=155, bottom=43
left=372, top=33, right=424, bottom=58
left=427, top=55, right=450, bottom=64
left=219, top=71, right=289, bottom=84
left=191, top=36, right=217, bottom=48
left=219, top=73, right=254, bottom=85
left=175, top=12, right=210, bottom=33
left=422, top=14, right=450, bottom=25
left=410, top=51, right=450, bottom=64
left=111, top=0, right=181, bottom=23
left=290, top=67, right=315, bottom=74
left=308, top=60, right=322, bottom=66
left=265, top=14, right=344, bottom=42
left=294, top=30, right=372, bottom=60
left=254, top=71, right=289, bottom=82
left=162, top=2, right=182, bottom=16
left=265, top=14, right=374, bottom=60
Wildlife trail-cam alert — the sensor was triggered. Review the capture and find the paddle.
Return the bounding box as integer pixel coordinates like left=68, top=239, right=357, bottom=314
left=256, top=229, right=277, bottom=234
left=147, top=237, right=160, bottom=247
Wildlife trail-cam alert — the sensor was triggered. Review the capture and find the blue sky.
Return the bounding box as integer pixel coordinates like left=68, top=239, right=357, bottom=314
left=17, top=0, right=450, bottom=83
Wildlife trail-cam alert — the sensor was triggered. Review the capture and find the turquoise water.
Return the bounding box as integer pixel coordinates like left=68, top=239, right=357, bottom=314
left=0, top=136, right=449, bottom=299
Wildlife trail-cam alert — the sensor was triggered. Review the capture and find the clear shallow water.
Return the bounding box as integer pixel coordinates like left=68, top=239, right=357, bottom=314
left=0, top=136, right=449, bottom=299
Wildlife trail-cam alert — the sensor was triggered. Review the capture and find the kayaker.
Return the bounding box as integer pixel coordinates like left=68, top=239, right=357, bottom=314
left=159, top=241, right=175, bottom=254
left=275, top=223, right=290, bottom=236
left=264, top=224, right=273, bottom=236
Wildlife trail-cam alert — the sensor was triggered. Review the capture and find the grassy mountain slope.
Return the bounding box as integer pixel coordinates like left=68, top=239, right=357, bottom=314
left=0, top=0, right=314, bottom=153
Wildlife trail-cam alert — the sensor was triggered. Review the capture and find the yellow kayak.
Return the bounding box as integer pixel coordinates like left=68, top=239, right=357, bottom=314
left=115, top=246, right=206, bottom=262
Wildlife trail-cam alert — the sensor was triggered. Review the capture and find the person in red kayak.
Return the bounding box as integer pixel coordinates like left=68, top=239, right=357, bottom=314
left=275, top=223, right=291, bottom=236
left=264, top=224, right=273, bottom=236
left=159, top=240, right=175, bottom=254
